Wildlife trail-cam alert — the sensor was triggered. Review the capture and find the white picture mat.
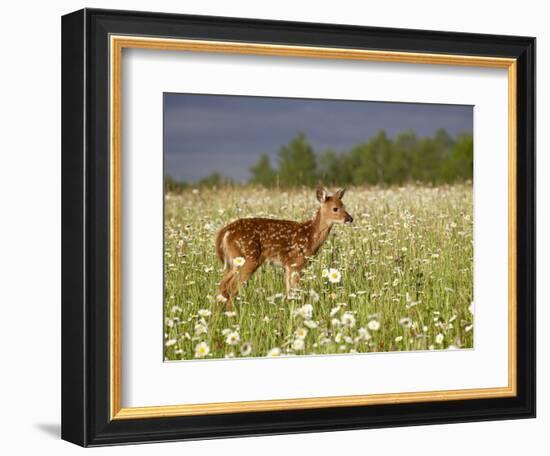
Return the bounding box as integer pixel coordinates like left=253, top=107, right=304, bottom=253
left=121, top=48, right=509, bottom=407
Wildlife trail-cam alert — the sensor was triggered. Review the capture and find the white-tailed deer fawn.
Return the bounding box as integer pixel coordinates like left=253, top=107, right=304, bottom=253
left=215, top=187, right=353, bottom=310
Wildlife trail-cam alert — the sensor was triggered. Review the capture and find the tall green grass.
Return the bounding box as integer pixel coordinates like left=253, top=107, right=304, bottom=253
left=164, top=185, right=473, bottom=361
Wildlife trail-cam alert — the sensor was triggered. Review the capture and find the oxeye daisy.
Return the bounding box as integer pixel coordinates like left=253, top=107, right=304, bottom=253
left=304, top=319, right=318, bottom=329
left=225, top=331, right=240, bottom=346
left=233, top=257, right=246, bottom=267
left=194, top=321, right=208, bottom=335
left=267, top=347, right=281, bottom=357
left=435, top=333, right=445, bottom=344
left=367, top=319, right=381, bottom=331
left=330, top=306, right=341, bottom=317
left=294, top=304, right=313, bottom=320
left=327, top=268, right=342, bottom=284
left=194, top=342, right=210, bottom=358
left=295, top=327, right=308, bottom=340
left=341, top=311, right=356, bottom=328
left=239, top=342, right=252, bottom=357
left=292, top=338, right=305, bottom=351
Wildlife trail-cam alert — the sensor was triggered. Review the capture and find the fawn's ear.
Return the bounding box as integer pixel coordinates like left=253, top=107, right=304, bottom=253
left=316, top=186, right=329, bottom=203
left=334, top=188, right=346, bottom=200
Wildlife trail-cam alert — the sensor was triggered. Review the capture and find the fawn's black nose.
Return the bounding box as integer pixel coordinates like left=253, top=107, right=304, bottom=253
left=345, top=212, right=353, bottom=224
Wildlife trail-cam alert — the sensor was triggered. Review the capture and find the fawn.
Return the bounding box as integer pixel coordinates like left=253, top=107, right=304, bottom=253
left=215, top=187, right=353, bottom=310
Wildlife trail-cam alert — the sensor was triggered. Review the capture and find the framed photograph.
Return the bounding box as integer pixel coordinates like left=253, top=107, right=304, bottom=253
left=61, top=8, right=535, bottom=446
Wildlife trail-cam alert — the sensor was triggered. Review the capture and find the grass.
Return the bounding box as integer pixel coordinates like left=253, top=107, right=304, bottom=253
left=163, top=184, right=473, bottom=361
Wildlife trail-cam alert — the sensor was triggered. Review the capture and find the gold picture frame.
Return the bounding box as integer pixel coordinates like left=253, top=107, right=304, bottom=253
left=109, top=36, right=517, bottom=420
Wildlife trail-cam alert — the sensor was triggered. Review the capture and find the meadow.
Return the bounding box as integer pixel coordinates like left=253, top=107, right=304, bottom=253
left=164, top=184, right=473, bottom=361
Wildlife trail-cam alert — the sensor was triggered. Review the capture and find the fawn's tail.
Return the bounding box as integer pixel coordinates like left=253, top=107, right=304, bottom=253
left=215, top=227, right=228, bottom=266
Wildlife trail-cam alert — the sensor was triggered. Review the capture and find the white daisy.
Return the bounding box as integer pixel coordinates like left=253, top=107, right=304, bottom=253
left=239, top=342, right=252, bottom=357
left=233, top=257, right=246, bottom=267
left=294, top=304, right=314, bottom=320
left=367, top=319, right=381, bottom=331
left=198, top=309, right=212, bottom=317
left=304, top=319, right=318, bottom=329
left=341, top=311, right=356, bottom=328
left=164, top=339, right=177, bottom=347
left=330, top=306, right=341, bottom=317
left=395, top=336, right=404, bottom=342
left=194, top=341, right=210, bottom=358
left=225, top=331, right=240, bottom=346
left=194, top=321, right=208, bottom=335
left=327, top=268, right=342, bottom=284
left=435, top=333, right=445, bottom=344
left=295, top=327, right=308, bottom=340
left=321, top=268, right=329, bottom=278
left=292, top=338, right=305, bottom=351
left=267, top=347, right=281, bottom=357
left=358, top=327, right=371, bottom=340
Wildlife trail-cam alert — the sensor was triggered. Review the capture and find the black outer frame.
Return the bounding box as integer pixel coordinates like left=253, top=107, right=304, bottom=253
left=61, top=8, right=536, bottom=447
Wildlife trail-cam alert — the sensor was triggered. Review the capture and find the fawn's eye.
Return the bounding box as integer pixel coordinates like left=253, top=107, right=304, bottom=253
left=332, top=207, right=339, bottom=212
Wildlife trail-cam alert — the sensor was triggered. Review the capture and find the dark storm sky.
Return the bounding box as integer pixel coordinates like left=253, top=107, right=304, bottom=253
left=164, top=93, right=473, bottom=182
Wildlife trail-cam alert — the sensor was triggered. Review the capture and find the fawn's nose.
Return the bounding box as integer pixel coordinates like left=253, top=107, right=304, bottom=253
left=345, top=212, right=353, bottom=224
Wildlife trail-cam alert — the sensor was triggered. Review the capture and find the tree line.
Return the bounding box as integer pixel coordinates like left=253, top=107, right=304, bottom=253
left=165, top=128, right=473, bottom=191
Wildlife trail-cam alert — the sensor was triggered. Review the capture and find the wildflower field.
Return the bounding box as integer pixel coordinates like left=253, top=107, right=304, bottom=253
left=164, top=184, right=474, bottom=361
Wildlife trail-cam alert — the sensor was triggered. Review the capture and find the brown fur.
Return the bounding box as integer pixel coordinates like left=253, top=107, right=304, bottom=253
left=215, top=187, right=353, bottom=310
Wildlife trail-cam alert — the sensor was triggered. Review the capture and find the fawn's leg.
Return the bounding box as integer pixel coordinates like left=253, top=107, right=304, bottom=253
left=218, top=269, right=236, bottom=310
left=222, top=260, right=260, bottom=310
left=284, top=265, right=302, bottom=297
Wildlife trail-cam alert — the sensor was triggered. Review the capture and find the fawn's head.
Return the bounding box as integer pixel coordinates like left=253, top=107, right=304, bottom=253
left=316, top=187, right=353, bottom=225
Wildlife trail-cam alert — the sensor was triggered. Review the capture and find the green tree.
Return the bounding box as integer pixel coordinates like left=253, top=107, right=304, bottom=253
left=393, top=130, right=418, bottom=184
left=348, top=130, right=394, bottom=185
left=198, top=172, right=232, bottom=188
left=164, top=174, right=188, bottom=193
left=249, top=153, right=276, bottom=186
left=442, top=132, right=473, bottom=181
left=318, top=149, right=350, bottom=186
left=277, top=132, right=317, bottom=187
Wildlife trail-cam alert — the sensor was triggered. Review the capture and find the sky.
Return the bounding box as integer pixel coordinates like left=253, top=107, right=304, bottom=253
left=164, top=93, right=473, bottom=182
